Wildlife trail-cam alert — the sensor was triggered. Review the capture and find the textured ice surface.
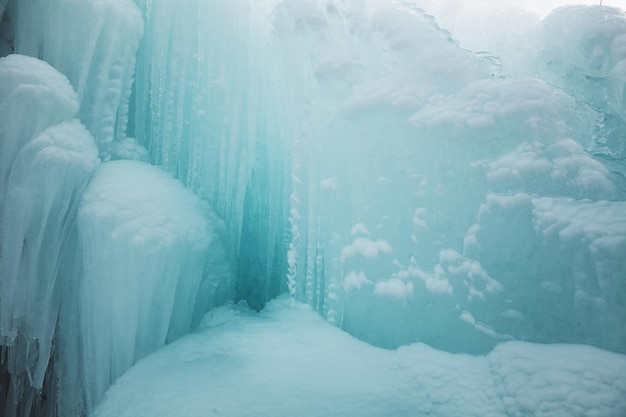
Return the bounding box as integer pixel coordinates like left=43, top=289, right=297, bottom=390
left=5, top=0, right=143, bottom=158
left=0, top=54, right=100, bottom=416
left=115, top=0, right=626, bottom=355
left=75, top=160, right=232, bottom=410
left=94, top=298, right=626, bottom=417
left=0, top=119, right=99, bottom=384
left=1, top=2, right=626, bottom=416
left=0, top=54, right=80, bottom=191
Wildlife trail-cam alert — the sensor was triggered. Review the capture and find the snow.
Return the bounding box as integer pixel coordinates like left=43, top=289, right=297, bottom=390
left=340, top=237, right=393, bottom=261
left=343, top=271, right=372, bottom=292
left=94, top=299, right=626, bottom=417
left=1, top=1, right=626, bottom=416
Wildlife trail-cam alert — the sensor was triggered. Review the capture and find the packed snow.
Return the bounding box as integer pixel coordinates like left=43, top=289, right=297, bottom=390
left=0, top=1, right=625, bottom=416
left=94, top=298, right=626, bottom=417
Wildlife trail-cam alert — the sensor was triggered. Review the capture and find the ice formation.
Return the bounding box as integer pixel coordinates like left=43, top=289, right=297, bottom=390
left=0, top=54, right=100, bottom=416
left=75, top=160, right=232, bottom=411
left=0, top=0, right=625, bottom=416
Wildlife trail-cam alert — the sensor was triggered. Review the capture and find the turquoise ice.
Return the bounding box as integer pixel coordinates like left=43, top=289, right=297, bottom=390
left=0, top=1, right=625, bottom=416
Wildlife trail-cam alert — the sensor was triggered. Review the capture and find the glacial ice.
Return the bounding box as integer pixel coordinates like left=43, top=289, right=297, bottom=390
left=0, top=0, right=625, bottom=416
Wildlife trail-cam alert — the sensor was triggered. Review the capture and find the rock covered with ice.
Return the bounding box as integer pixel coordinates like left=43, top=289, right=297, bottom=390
left=536, top=5, right=626, bottom=159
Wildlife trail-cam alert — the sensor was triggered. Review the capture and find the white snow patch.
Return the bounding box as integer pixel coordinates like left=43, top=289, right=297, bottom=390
left=341, top=237, right=393, bottom=261
left=374, top=278, right=414, bottom=300
left=320, top=177, right=339, bottom=191
left=343, top=271, right=372, bottom=292
left=94, top=299, right=626, bottom=417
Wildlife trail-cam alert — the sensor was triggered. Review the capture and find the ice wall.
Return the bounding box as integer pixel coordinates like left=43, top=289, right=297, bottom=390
left=2, top=0, right=143, bottom=159
left=0, top=54, right=100, bottom=417
left=130, top=0, right=289, bottom=309
left=1, top=1, right=625, bottom=415
left=0, top=54, right=233, bottom=416
left=71, top=160, right=232, bottom=412
left=1, top=1, right=233, bottom=415
left=537, top=5, right=626, bottom=160
left=123, top=0, right=626, bottom=354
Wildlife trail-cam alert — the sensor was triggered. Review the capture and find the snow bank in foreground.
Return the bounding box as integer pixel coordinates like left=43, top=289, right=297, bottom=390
left=94, top=298, right=626, bottom=417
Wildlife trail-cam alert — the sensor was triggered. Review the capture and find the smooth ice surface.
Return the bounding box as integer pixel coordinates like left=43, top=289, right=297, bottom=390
left=94, top=298, right=626, bottom=417
left=76, top=160, right=232, bottom=410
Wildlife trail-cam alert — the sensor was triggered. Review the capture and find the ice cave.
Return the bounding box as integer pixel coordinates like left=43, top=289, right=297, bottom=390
left=0, top=0, right=625, bottom=416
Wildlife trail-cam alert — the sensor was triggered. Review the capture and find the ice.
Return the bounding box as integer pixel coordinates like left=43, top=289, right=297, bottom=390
left=116, top=0, right=626, bottom=355
left=463, top=195, right=626, bottom=352
left=486, top=139, right=617, bottom=200
left=130, top=0, right=288, bottom=310
left=75, top=160, right=232, bottom=411
left=0, top=55, right=79, bottom=193
left=4, top=0, right=143, bottom=159
left=109, top=137, right=150, bottom=162
left=0, top=54, right=99, bottom=416
left=93, top=299, right=626, bottom=417
left=536, top=6, right=626, bottom=159
left=1, top=1, right=626, bottom=416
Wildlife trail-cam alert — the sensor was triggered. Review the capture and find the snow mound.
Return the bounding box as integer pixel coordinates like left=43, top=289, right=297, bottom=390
left=94, top=298, right=626, bottom=417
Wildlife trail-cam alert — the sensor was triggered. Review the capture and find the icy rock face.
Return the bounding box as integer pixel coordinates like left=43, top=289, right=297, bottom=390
left=2, top=0, right=144, bottom=159
left=0, top=54, right=99, bottom=415
left=75, top=160, right=233, bottom=410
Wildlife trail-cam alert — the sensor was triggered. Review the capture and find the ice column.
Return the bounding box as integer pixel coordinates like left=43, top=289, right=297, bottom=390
left=75, top=160, right=232, bottom=411
left=0, top=54, right=100, bottom=417
left=131, top=0, right=288, bottom=309
left=5, top=0, right=143, bottom=159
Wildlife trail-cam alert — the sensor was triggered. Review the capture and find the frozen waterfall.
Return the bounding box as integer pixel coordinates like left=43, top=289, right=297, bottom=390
left=1, top=0, right=625, bottom=416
